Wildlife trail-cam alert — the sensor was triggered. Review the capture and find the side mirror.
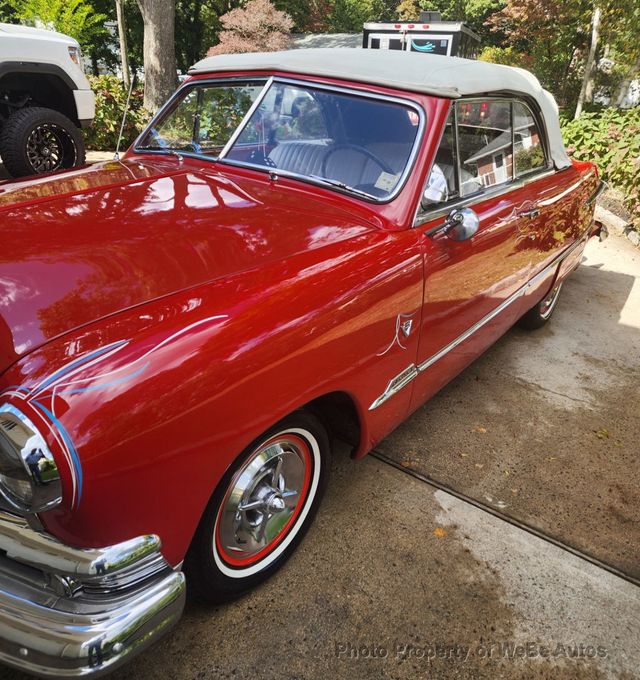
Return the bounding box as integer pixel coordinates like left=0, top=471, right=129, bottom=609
left=443, top=208, right=479, bottom=241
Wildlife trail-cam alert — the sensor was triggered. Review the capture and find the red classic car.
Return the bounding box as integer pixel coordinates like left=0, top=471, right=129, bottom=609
left=0, top=49, right=605, bottom=676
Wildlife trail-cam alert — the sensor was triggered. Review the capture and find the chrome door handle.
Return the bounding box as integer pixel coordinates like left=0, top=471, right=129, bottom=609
left=519, top=208, right=541, bottom=219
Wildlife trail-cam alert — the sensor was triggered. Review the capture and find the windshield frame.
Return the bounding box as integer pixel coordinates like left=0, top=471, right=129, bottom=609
left=134, top=75, right=426, bottom=204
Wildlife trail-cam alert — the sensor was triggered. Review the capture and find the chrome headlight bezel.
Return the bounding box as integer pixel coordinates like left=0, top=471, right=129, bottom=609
left=0, top=403, right=62, bottom=514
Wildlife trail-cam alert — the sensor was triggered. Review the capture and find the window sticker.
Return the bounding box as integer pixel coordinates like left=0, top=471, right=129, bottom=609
left=375, top=172, right=400, bottom=192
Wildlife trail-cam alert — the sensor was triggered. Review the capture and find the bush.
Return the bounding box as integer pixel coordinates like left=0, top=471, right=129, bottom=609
left=83, top=75, right=150, bottom=152
left=561, top=107, right=640, bottom=232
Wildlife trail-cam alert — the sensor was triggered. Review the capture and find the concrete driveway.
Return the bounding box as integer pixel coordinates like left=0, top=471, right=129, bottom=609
left=1, top=195, right=639, bottom=677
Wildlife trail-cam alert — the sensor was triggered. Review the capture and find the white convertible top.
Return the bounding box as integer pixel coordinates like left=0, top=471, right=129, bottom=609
left=190, top=49, right=571, bottom=170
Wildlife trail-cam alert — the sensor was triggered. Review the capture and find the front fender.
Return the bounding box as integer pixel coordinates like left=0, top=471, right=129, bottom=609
left=0, top=226, right=423, bottom=565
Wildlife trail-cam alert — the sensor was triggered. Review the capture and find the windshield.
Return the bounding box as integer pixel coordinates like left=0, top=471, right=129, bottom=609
left=137, top=79, right=423, bottom=201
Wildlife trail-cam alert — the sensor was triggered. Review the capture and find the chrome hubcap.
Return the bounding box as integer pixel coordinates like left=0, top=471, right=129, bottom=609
left=216, top=436, right=309, bottom=564
left=540, top=282, right=563, bottom=319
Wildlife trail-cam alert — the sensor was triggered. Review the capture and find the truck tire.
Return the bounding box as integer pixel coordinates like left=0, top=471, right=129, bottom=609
left=0, top=107, right=85, bottom=178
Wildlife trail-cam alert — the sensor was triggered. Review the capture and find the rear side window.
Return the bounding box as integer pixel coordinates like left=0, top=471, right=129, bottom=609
left=458, top=100, right=512, bottom=195
left=514, top=102, right=546, bottom=177
left=419, top=98, right=548, bottom=214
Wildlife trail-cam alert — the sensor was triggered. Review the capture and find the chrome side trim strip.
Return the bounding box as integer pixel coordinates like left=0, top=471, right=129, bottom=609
left=369, top=235, right=588, bottom=410
left=369, top=364, right=418, bottom=410
left=416, top=287, right=524, bottom=373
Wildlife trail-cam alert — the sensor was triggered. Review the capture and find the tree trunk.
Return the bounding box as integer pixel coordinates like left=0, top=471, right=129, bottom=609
left=574, top=5, right=601, bottom=120
left=136, top=0, right=178, bottom=112
left=115, top=0, right=131, bottom=91
left=613, top=55, right=640, bottom=107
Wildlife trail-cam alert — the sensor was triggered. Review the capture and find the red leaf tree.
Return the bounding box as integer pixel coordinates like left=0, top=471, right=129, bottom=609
left=207, top=0, right=293, bottom=56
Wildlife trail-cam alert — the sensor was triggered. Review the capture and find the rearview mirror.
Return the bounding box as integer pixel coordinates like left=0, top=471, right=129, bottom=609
left=443, top=208, right=479, bottom=241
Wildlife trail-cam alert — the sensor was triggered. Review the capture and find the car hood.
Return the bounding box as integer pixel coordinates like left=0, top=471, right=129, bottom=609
left=0, top=157, right=373, bottom=371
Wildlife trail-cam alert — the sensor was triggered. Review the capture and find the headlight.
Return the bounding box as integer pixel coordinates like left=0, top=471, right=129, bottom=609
left=0, top=403, right=62, bottom=514
left=68, top=45, right=83, bottom=68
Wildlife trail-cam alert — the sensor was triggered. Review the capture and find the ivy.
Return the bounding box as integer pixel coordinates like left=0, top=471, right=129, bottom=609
left=561, top=107, right=640, bottom=232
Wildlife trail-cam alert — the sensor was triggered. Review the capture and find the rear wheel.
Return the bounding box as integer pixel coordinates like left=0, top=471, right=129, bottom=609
left=184, top=411, right=330, bottom=603
left=518, top=281, right=563, bottom=330
left=0, top=107, right=85, bottom=178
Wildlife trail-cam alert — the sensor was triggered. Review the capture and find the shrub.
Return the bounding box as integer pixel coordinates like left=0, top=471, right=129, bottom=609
left=83, top=75, right=150, bottom=152
left=207, top=0, right=292, bottom=56
left=561, top=107, right=640, bottom=232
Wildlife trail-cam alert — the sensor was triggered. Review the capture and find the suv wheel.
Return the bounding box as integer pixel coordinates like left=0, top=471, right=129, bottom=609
left=0, top=107, right=85, bottom=178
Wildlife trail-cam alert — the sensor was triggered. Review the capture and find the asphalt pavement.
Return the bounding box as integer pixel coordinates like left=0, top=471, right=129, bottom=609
left=1, top=165, right=639, bottom=679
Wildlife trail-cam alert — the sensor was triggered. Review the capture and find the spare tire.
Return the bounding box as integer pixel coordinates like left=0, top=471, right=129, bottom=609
left=0, top=107, right=85, bottom=178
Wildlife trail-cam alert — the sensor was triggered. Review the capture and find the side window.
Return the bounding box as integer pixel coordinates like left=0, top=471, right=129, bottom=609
left=514, top=102, right=547, bottom=176
left=418, top=98, right=549, bottom=220
left=421, top=111, right=457, bottom=209
left=457, top=100, right=512, bottom=196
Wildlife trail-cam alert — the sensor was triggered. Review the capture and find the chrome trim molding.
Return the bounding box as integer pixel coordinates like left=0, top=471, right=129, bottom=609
left=415, top=168, right=558, bottom=229
left=585, top=179, right=606, bottom=206
left=134, top=75, right=426, bottom=205
left=218, top=76, right=426, bottom=205
left=0, top=510, right=186, bottom=677
left=369, top=235, right=588, bottom=410
left=369, top=364, right=418, bottom=410
left=131, top=76, right=271, bottom=153
left=218, top=76, right=274, bottom=159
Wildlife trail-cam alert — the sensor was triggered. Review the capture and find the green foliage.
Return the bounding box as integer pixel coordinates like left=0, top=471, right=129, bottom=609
left=83, top=75, right=150, bottom=151
left=8, top=0, right=107, bottom=51
left=561, top=107, right=640, bottom=231
left=330, top=0, right=396, bottom=32
left=478, top=45, right=531, bottom=68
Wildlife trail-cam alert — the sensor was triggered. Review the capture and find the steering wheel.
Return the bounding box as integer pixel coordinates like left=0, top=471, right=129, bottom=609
left=321, top=144, right=396, bottom=178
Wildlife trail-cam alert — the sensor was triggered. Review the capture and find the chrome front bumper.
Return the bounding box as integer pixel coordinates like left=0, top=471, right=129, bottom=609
left=0, top=511, right=186, bottom=677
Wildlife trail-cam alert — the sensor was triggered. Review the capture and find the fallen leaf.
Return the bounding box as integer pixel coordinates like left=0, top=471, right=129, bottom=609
left=433, top=527, right=447, bottom=538
left=594, top=428, right=610, bottom=439
left=504, top=470, right=510, bottom=476
left=401, top=460, right=416, bottom=468
left=474, top=426, right=488, bottom=434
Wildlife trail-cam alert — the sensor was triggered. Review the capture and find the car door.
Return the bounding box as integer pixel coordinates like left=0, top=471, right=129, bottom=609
left=409, top=98, right=539, bottom=408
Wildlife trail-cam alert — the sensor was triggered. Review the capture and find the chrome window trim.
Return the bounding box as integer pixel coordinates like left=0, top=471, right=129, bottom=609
left=135, top=75, right=426, bottom=205
left=218, top=76, right=275, bottom=159
left=413, top=94, right=554, bottom=228
left=132, top=76, right=272, bottom=158
left=368, top=233, right=588, bottom=410
left=414, top=167, right=557, bottom=229
left=216, top=76, right=426, bottom=205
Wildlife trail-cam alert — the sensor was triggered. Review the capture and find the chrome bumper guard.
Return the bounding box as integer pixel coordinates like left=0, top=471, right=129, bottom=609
left=0, top=511, right=186, bottom=677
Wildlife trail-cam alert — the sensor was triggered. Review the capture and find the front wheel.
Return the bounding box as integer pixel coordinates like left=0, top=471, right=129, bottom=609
left=518, top=281, right=563, bottom=330
left=184, top=411, right=330, bottom=603
left=0, top=107, right=85, bottom=178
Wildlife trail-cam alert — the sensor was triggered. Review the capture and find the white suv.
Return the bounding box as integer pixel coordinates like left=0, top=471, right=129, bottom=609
left=0, top=23, right=95, bottom=177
